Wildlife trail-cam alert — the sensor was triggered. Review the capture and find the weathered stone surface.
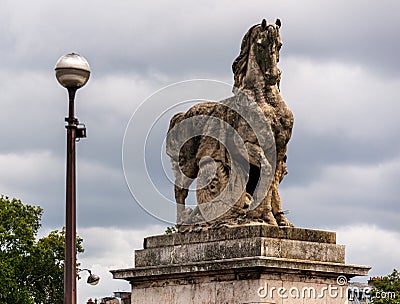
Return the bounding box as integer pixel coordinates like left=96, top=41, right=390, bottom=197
left=135, top=225, right=343, bottom=268
left=112, top=257, right=369, bottom=304
left=111, top=225, right=370, bottom=303
left=136, top=237, right=345, bottom=267
left=143, top=225, right=336, bottom=249
left=111, top=225, right=369, bottom=303
left=166, top=19, right=294, bottom=230
left=112, top=256, right=369, bottom=284
left=122, top=276, right=349, bottom=304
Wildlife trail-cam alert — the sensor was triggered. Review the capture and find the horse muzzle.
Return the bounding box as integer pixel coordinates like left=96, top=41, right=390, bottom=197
left=264, top=68, right=281, bottom=85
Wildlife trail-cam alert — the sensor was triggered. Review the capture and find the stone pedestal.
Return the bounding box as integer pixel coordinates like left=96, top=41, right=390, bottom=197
left=111, top=225, right=370, bottom=304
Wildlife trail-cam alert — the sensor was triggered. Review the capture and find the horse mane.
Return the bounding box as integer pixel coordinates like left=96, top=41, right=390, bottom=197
left=232, top=23, right=260, bottom=89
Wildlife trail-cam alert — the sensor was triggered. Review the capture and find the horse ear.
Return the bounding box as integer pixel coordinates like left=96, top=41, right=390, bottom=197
left=261, top=19, right=267, bottom=30
left=275, top=18, right=282, bottom=28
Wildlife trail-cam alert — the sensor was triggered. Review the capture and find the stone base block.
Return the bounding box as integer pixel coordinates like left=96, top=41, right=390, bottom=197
left=111, top=225, right=370, bottom=304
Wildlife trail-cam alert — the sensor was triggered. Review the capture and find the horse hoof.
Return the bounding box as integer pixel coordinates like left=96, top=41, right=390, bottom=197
left=277, top=218, right=294, bottom=227
left=264, top=212, right=278, bottom=226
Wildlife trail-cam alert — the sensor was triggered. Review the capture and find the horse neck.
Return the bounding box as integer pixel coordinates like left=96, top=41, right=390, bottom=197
left=241, top=51, right=281, bottom=106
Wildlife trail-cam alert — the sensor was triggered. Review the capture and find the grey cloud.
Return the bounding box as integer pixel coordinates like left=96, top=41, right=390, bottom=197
left=2, top=0, right=399, bottom=78
left=286, top=130, right=400, bottom=186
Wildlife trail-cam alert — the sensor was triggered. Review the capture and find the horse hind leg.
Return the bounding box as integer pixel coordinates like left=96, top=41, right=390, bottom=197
left=175, top=184, right=188, bottom=224
left=172, top=160, right=197, bottom=226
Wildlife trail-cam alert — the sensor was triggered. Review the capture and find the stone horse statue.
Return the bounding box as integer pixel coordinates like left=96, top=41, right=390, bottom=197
left=166, top=19, right=294, bottom=230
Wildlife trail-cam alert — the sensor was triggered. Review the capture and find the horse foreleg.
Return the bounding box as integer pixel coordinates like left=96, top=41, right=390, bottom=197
left=271, top=158, right=293, bottom=227
left=258, top=188, right=279, bottom=225
left=243, top=142, right=278, bottom=225
left=271, top=189, right=293, bottom=227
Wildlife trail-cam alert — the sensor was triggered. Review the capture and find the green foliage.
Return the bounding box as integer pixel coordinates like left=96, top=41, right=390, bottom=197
left=0, top=195, right=84, bottom=304
left=165, top=226, right=177, bottom=234
left=371, top=269, right=400, bottom=304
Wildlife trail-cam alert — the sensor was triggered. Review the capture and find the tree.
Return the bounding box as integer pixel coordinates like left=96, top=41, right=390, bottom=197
left=0, top=195, right=84, bottom=304
left=371, top=269, right=400, bottom=304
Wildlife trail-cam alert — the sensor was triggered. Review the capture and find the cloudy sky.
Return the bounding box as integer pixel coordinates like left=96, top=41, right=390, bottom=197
left=1, top=0, right=399, bottom=302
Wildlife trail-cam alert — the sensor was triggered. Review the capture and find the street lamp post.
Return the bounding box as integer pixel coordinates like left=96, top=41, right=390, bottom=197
left=55, top=53, right=91, bottom=304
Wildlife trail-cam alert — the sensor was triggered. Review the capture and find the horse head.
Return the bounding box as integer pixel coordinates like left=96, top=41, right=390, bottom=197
left=233, top=19, right=283, bottom=90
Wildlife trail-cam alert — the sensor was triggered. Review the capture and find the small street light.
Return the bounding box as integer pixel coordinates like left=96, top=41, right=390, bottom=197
left=55, top=53, right=90, bottom=304
left=80, top=269, right=100, bottom=286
